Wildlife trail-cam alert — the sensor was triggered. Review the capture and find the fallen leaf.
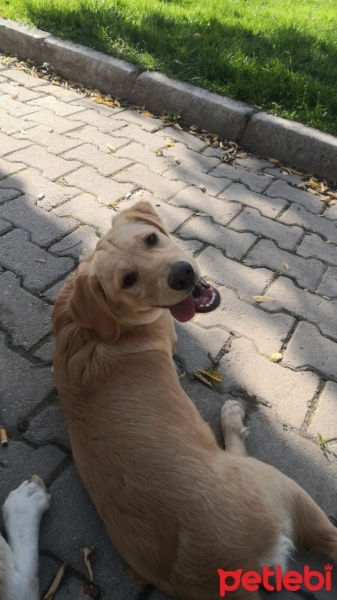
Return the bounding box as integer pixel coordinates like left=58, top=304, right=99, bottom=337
left=268, top=158, right=279, bottom=164
left=93, top=98, right=115, bottom=107
left=307, top=178, right=319, bottom=188
left=252, top=295, right=275, bottom=303
left=43, top=563, right=66, bottom=600
left=141, top=110, right=154, bottom=117
left=165, top=140, right=175, bottom=147
left=114, top=100, right=121, bottom=107
left=106, top=144, right=116, bottom=153
left=197, top=368, right=222, bottom=382
left=83, top=547, right=94, bottom=581
left=269, top=353, right=283, bottom=363
left=283, top=263, right=290, bottom=270
left=194, top=370, right=213, bottom=388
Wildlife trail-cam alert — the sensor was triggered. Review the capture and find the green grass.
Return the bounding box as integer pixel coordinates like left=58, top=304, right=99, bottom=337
left=1, top=0, right=337, bottom=135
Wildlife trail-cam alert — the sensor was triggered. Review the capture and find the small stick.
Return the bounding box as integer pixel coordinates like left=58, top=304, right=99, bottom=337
left=0, top=428, right=8, bottom=446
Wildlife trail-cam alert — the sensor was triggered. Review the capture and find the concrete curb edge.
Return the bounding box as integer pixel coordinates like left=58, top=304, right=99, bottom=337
left=0, top=17, right=336, bottom=182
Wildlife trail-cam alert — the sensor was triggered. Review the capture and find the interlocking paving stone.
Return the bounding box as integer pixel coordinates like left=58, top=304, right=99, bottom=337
left=43, top=278, right=68, bottom=303
left=67, top=107, right=129, bottom=132
left=179, top=215, right=256, bottom=259
left=169, top=186, right=242, bottom=226
left=210, top=162, right=273, bottom=193
left=116, top=141, right=173, bottom=174
left=219, top=337, right=319, bottom=429
left=265, top=179, right=322, bottom=214
left=0, top=195, right=77, bottom=244
left=230, top=206, right=303, bottom=250
left=24, top=404, right=70, bottom=449
left=5, top=144, right=82, bottom=180
left=245, top=239, right=325, bottom=288
left=0, top=333, right=54, bottom=427
left=280, top=203, right=337, bottom=244
left=0, top=218, right=12, bottom=234
left=155, top=126, right=206, bottom=151
left=0, top=107, right=36, bottom=135
left=0, top=68, right=49, bottom=88
left=297, top=233, right=337, bottom=266
left=110, top=108, right=160, bottom=131
left=283, top=321, right=337, bottom=381
left=68, top=124, right=130, bottom=152
left=0, top=130, right=31, bottom=156
left=317, top=266, right=337, bottom=298
left=40, top=465, right=143, bottom=597
left=54, top=192, right=114, bottom=233
left=193, top=285, right=294, bottom=355
left=0, top=95, right=41, bottom=117
left=219, top=182, right=287, bottom=218
left=50, top=224, right=99, bottom=258
left=0, top=229, right=74, bottom=290
left=162, top=141, right=220, bottom=173
left=63, top=166, right=133, bottom=204
left=0, top=80, right=43, bottom=102
left=62, top=143, right=132, bottom=176
left=27, top=108, right=85, bottom=133
left=116, top=163, right=186, bottom=200
left=0, top=166, right=79, bottom=209
left=0, top=271, right=51, bottom=349
left=33, top=337, right=55, bottom=362
left=14, top=123, right=84, bottom=154
left=307, top=381, right=337, bottom=442
left=196, top=246, right=274, bottom=301
left=0, top=188, right=21, bottom=204
left=27, top=95, right=86, bottom=116
left=174, top=321, right=230, bottom=373
left=164, top=164, right=230, bottom=197
left=0, top=156, right=26, bottom=178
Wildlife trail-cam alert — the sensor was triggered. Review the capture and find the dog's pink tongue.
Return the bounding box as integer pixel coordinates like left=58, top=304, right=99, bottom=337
left=169, top=293, right=195, bottom=322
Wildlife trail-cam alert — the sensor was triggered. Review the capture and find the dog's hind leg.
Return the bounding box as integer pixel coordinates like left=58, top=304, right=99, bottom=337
left=220, top=400, right=248, bottom=457
left=2, top=476, right=50, bottom=600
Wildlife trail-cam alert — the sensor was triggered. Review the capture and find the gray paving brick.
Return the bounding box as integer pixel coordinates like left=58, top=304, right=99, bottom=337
left=174, top=321, right=230, bottom=373
left=64, top=166, right=133, bottom=204
left=210, top=162, right=273, bottom=193
left=1, top=68, right=48, bottom=88
left=67, top=107, right=128, bottom=132
left=50, top=224, right=99, bottom=258
left=219, top=337, right=319, bottom=428
left=245, top=239, right=325, bottom=288
left=162, top=142, right=220, bottom=173
left=6, top=144, right=82, bottom=180
left=0, top=229, right=74, bottom=290
left=307, top=381, right=337, bottom=442
left=54, top=193, right=114, bottom=233
left=170, top=186, right=242, bottom=226
left=230, top=206, right=303, bottom=250
left=0, top=167, right=79, bottom=209
left=69, top=96, right=126, bottom=115
left=0, top=195, right=78, bottom=244
left=40, top=465, right=142, bottom=597
left=0, top=80, right=43, bottom=102
left=321, top=203, right=337, bottom=221
left=24, top=404, right=70, bottom=449
left=0, top=130, right=31, bottom=156
left=0, top=333, right=54, bottom=427
left=27, top=95, right=86, bottom=116
left=0, top=156, right=26, bottom=178
left=164, top=164, right=230, bottom=197
left=280, top=203, right=337, bottom=244
left=180, top=216, right=256, bottom=260
left=233, top=155, right=273, bottom=171
left=110, top=108, right=160, bottom=131
left=62, top=144, right=132, bottom=176
left=0, top=188, right=21, bottom=204
left=297, top=233, right=337, bottom=266
left=0, top=271, right=51, bottom=349
left=263, top=276, right=337, bottom=339
left=0, top=108, right=36, bottom=135
left=43, top=278, right=68, bottom=303
left=68, top=124, right=129, bottom=152
left=219, top=183, right=287, bottom=218
left=266, top=180, right=322, bottom=214
left=197, top=246, right=274, bottom=301
left=283, top=321, right=337, bottom=380
left=155, top=126, right=206, bottom=151
left=33, top=338, right=55, bottom=362
left=0, top=219, right=12, bottom=234
left=171, top=237, right=203, bottom=255
left=113, top=123, right=167, bottom=152
left=193, top=284, right=294, bottom=355
left=33, top=82, right=83, bottom=102
left=0, top=95, right=41, bottom=117
left=317, top=266, right=337, bottom=298
left=15, top=124, right=84, bottom=154
left=263, top=166, right=304, bottom=186
left=116, top=163, right=186, bottom=200
left=116, top=141, right=173, bottom=174
left=28, top=108, right=84, bottom=133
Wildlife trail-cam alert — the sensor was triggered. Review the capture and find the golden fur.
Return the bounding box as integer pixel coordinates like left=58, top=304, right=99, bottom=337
left=52, top=202, right=337, bottom=600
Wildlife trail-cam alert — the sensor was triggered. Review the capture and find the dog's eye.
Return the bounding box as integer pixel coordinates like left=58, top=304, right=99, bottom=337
left=122, top=273, right=137, bottom=288
left=145, top=233, right=158, bottom=246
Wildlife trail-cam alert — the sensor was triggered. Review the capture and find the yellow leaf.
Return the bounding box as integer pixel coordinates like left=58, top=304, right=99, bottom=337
left=114, top=100, right=121, bottom=107
left=269, top=353, right=283, bottom=363
left=165, top=140, right=175, bottom=147
left=283, top=263, right=290, bottom=270
left=268, top=158, right=279, bottom=164
left=141, top=111, right=153, bottom=117
left=194, top=370, right=213, bottom=388
left=43, top=564, right=66, bottom=600
left=106, top=144, right=116, bottom=153
left=83, top=547, right=93, bottom=581
left=252, top=295, right=275, bottom=303
left=197, top=368, right=222, bottom=382
left=308, top=179, right=319, bottom=188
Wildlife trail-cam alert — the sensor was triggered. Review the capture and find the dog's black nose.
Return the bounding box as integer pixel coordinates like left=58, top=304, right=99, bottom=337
left=168, top=261, right=195, bottom=291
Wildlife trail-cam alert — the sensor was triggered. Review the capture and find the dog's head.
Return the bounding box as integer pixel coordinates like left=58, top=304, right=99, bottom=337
left=67, top=202, right=200, bottom=342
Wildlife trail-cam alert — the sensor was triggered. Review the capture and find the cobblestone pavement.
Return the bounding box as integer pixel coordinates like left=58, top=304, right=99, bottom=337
left=0, top=62, right=337, bottom=600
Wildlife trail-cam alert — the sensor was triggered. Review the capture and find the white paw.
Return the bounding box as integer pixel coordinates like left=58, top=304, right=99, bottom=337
left=221, top=400, right=246, bottom=421
left=3, top=477, right=50, bottom=531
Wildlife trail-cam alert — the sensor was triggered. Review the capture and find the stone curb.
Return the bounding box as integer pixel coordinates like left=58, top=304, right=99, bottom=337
left=0, top=17, right=336, bottom=182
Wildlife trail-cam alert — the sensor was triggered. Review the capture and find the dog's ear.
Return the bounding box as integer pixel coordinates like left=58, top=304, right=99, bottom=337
left=122, top=201, right=169, bottom=236
left=67, top=263, right=119, bottom=343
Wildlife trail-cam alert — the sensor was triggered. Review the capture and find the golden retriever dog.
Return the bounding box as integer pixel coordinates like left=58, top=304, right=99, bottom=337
left=52, top=201, right=337, bottom=600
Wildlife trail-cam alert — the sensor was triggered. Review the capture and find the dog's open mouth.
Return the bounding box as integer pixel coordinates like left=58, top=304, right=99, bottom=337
left=169, top=279, right=221, bottom=322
